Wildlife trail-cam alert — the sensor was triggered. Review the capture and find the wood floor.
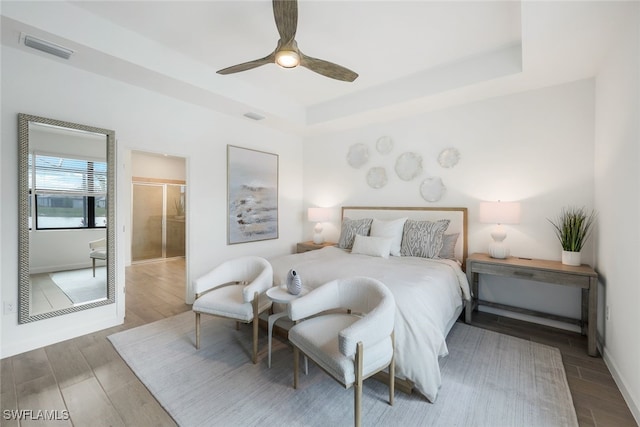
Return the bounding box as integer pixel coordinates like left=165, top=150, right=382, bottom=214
left=1, top=258, right=637, bottom=426
left=471, top=311, right=637, bottom=427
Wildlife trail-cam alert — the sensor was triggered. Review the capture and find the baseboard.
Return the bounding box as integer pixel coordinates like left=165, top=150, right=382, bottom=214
left=602, top=346, right=640, bottom=425
left=30, top=262, right=96, bottom=274
left=1, top=314, right=122, bottom=358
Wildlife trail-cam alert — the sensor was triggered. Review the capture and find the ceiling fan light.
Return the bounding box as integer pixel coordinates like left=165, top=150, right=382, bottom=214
left=275, top=50, right=300, bottom=68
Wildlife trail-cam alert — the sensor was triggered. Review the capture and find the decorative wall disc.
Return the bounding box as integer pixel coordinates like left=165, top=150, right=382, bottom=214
left=366, top=167, right=388, bottom=189
left=395, top=152, right=423, bottom=181
left=347, top=143, right=369, bottom=169
left=420, top=176, right=446, bottom=202
left=376, top=136, right=394, bottom=155
left=438, top=147, right=460, bottom=168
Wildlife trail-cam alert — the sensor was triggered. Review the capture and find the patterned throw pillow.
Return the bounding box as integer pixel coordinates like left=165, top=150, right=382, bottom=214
left=438, top=233, right=460, bottom=259
left=400, top=219, right=450, bottom=258
left=337, top=217, right=373, bottom=249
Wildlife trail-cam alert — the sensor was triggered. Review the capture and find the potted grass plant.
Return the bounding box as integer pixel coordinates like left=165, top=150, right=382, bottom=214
left=174, top=198, right=185, bottom=220
left=548, top=206, right=596, bottom=266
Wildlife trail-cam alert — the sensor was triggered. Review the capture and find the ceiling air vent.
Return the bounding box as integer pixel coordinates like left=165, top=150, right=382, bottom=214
left=243, top=112, right=265, bottom=121
left=23, top=35, right=73, bottom=60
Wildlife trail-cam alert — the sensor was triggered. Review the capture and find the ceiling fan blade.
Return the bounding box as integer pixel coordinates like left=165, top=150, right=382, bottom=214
left=272, top=0, right=298, bottom=44
left=216, top=54, right=275, bottom=75
left=299, top=52, right=359, bottom=82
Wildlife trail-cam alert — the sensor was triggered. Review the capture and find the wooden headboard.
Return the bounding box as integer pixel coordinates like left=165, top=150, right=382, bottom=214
left=341, top=206, right=468, bottom=269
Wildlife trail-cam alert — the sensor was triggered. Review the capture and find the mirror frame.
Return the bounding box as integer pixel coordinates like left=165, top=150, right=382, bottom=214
left=18, top=113, right=116, bottom=323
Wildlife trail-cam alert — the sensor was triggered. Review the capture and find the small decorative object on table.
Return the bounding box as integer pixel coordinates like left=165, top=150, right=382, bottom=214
left=548, top=206, right=596, bottom=266
left=286, top=269, right=302, bottom=295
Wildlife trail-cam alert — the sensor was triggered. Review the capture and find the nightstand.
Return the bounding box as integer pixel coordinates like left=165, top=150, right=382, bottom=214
left=296, top=241, right=336, bottom=253
left=465, top=253, right=598, bottom=356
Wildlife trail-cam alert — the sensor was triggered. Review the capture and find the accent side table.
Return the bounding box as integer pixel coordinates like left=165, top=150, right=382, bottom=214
left=266, top=286, right=309, bottom=372
left=465, top=252, right=598, bottom=356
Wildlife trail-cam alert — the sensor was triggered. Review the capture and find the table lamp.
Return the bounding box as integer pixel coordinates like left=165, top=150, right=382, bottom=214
left=479, top=201, right=521, bottom=259
left=307, top=207, right=331, bottom=244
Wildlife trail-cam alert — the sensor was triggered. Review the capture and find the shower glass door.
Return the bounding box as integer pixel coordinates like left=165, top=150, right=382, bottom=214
left=166, top=184, right=185, bottom=258
left=132, top=182, right=186, bottom=262
left=132, top=183, right=164, bottom=261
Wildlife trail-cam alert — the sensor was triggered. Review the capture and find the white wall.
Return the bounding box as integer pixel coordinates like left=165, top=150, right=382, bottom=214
left=1, top=46, right=304, bottom=357
left=594, top=4, right=640, bottom=421
left=303, top=79, right=595, bottom=330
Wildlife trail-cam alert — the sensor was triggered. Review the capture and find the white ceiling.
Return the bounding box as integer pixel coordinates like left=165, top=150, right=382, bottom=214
left=1, top=1, right=636, bottom=135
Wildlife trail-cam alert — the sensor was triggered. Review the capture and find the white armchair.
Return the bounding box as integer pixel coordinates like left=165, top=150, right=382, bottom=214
left=89, top=237, right=107, bottom=277
left=192, top=256, right=273, bottom=364
left=288, top=276, right=396, bottom=427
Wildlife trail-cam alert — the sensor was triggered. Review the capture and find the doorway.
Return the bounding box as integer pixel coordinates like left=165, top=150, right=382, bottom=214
left=126, top=150, right=188, bottom=312
left=131, top=182, right=185, bottom=262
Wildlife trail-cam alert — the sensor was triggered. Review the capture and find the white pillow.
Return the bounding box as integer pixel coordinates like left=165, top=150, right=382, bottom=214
left=351, top=235, right=392, bottom=259
left=369, top=217, right=407, bottom=256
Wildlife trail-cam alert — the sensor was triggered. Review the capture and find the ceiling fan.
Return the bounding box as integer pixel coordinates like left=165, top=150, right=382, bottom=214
left=216, top=0, right=358, bottom=82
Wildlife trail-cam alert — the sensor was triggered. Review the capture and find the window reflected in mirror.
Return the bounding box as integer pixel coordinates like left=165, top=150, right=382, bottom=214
left=18, top=114, right=115, bottom=323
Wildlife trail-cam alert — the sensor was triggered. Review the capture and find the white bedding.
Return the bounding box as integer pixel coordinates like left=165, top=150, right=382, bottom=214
left=269, top=246, right=471, bottom=402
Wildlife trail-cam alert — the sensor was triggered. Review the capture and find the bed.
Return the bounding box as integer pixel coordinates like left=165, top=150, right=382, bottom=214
left=269, top=206, right=470, bottom=402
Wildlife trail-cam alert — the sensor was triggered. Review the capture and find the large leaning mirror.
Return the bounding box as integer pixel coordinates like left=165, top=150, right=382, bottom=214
left=18, top=113, right=116, bottom=323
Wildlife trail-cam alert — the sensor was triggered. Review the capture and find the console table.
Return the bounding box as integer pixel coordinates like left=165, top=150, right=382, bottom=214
left=465, top=253, right=598, bottom=356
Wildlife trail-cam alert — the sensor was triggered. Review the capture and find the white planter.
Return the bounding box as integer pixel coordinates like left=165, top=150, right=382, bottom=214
left=562, top=250, right=581, bottom=266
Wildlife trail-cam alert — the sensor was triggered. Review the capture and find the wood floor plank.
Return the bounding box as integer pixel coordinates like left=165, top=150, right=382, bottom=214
left=1, top=358, right=19, bottom=427
left=11, top=348, right=53, bottom=385
left=1, top=358, right=15, bottom=394
left=60, top=377, right=124, bottom=427
left=0, top=391, right=20, bottom=427
left=15, top=374, right=71, bottom=427
left=591, top=409, right=639, bottom=427
left=80, top=341, right=138, bottom=394
left=577, top=365, right=620, bottom=389
left=106, top=379, right=177, bottom=426
left=563, top=353, right=611, bottom=375
left=575, top=409, right=596, bottom=427
left=69, top=326, right=123, bottom=351
left=568, top=376, right=633, bottom=409
left=1, top=359, right=19, bottom=427
left=563, top=363, right=581, bottom=379
left=44, top=340, right=93, bottom=389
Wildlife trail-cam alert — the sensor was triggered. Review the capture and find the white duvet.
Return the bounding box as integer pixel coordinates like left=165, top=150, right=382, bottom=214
left=269, top=246, right=471, bottom=402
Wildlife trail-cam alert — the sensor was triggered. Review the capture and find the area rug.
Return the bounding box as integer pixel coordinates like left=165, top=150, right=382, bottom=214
left=50, top=267, right=106, bottom=303
left=108, top=312, right=578, bottom=427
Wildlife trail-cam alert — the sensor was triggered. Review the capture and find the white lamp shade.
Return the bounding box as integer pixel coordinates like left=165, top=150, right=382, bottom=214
left=479, top=201, right=521, bottom=225
left=308, top=207, right=330, bottom=223
left=308, top=208, right=330, bottom=244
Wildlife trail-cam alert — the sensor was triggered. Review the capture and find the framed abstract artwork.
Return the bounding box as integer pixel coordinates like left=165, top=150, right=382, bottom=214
left=227, top=145, right=279, bottom=244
